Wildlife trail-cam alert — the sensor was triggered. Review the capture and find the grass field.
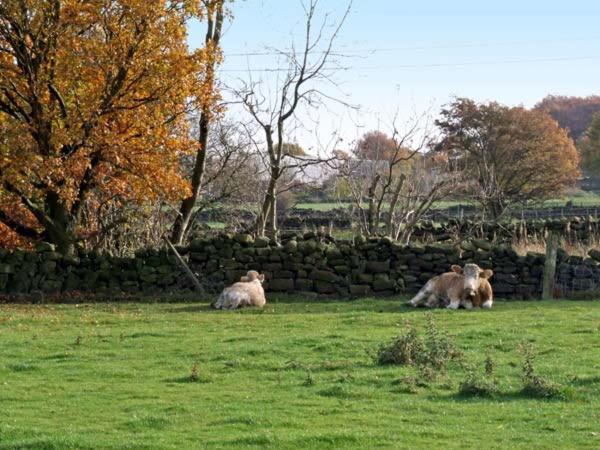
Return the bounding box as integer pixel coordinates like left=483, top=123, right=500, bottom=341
left=0, top=299, right=599, bottom=449
left=296, top=192, right=600, bottom=211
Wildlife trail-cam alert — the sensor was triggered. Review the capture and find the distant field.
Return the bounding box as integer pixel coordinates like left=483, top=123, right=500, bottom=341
left=0, top=299, right=598, bottom=449
left=297, top=192, right=600, bottom=212
left=296, top=202, right=353, bottom=211
left=539, top=193, right=600, bottom=208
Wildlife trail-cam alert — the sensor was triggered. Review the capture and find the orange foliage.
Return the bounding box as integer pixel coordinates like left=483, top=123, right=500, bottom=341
left=535, top=95, right=600, bottom=140
left=437, top=98, right=580, bottom=217
left=0, top=0, right=221, bottom=250
left=355, top=131, right=412, bottom=162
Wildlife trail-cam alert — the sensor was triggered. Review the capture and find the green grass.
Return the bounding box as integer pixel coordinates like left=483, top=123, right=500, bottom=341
left=296, top=193, right=600, bottom=212
left=295, top=202, right=352, bottom=211
left=205, top=221, right=226, bottom=229
left=0, top=299, right=599, bottom=449
left=537, top=192, right=600, bottom=208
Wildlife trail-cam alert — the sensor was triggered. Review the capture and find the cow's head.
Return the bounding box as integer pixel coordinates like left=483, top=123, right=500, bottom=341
left=240, top=270, right=265, bottom=283
left=451, top=264, right=493, bottom=299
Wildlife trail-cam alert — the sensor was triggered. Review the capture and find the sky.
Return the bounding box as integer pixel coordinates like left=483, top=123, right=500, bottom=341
left=187, top=0, right=600, bottom=152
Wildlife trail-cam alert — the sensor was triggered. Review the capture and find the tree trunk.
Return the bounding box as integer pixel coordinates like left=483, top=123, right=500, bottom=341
left=170, top=2, right=223, bottom=245
left=44, top=191, right=76, bottom=256
left=267, top=185, right=277, bottom=240
left=256, top=174, right=278, bottom=238
left=488, top=199, right=505, bottom=221
left=171, top=112, right=209, bottom=244
left=366, top=174, right=380, bottom=236
left=385, top=174, right=406, bottom=237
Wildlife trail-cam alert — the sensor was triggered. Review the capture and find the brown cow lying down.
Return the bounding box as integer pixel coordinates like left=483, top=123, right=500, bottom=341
left=408, top=264, right=494, bottom=310
left=212, top=270, right=267, bottom=310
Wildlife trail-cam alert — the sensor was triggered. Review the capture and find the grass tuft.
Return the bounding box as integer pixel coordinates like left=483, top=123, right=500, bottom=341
left=303, top=369, right=316, bottom=386
left=7, top=361, right=37, bottom=372
left=317, top=385, right=358, bottom=399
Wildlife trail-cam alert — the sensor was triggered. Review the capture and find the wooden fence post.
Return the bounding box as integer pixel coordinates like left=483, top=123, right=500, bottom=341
left=542, top=232, right=559, bottom=300
left=164, top=237, right=206, bottom=296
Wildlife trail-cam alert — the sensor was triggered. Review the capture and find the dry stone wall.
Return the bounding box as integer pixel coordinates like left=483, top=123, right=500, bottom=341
left=1, top=233, right=599, bottom=300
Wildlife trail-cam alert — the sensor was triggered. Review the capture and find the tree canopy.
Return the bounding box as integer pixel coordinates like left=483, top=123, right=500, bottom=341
left=578, top=113, right=600, bottom=176
left=0, top=0, right=215, bottom=252
left=436, top=98, right=580, bottom=218
left=535, top=95, right=600, bottom=140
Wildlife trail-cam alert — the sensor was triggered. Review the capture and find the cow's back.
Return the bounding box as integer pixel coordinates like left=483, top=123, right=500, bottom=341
left=431, top=272, right=464, bottom=298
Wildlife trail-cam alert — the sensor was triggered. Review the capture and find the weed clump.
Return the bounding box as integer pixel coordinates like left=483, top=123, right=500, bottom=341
left=303, top=369, right=315, bottom=386
left=375, top=323, right=424, bottom=366
left=459, top=373, right=500, bottom=398
left=459, top=356, right=500, bottom=398
left=391, top=375, right=428, bottom=394
left=190, top=359, right=200, bottom=382
left=485, top=353, right=494, bottom=377
left=519, top=343, right=567, bottom=400
left=419, top=313, right=461, bottom=377
left=376, top=314, right=459, bottom=380
left=185, top=357, right=212, bottom=383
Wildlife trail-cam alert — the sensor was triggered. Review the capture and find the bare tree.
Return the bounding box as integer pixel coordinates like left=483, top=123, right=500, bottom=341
left=82, top=198, right=170, bottom=256
left=338, top=113, right=458, bottom=242
left=233, top=0, right=352, bottom=239
left=180, top=118, right=264, bottom=235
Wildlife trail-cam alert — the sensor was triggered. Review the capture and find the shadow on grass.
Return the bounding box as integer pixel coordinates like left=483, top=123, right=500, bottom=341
left=317, top=385, right=364, bottom=399
left=570, top=375, right=600, bottom=386
left=164, top=296, right=415, bottom=314
left=290, top=433, right=361, bottom=448
left=214, top=432, right=362, bottom=449
left=210, top=416, right=270, bottom=427
left=164, top=304, right=215, bottom=313
left=39, top=353, right=74, bottom=361
left=161, top=297, right=552, bottom=315
left=7, top=361, right=38, bottom=372
left=162, top=375, right=213, bottom=384
left=442, top=388, right=575, bottom=403
left=122, top=332, right=171, bottom=339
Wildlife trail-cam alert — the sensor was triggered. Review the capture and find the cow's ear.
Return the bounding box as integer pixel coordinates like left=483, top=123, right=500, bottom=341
left=240, top=276, right=249, bottom=282
left=259, top=274, right=265, bottom=282
left=481, top=269, right=494, bottom=279
left=451, top=265, right=463, bottom=274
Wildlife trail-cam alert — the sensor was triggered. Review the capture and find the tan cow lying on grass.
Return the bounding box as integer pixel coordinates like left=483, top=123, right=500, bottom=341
left=408, top=263, right=494, bottom=310
left=212, top=270, right=266, bottom=310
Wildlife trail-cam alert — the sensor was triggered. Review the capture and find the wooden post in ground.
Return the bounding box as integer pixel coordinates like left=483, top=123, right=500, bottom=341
left=542, top=232, right=559, bottom=300
left=164, top=237, right=206, bottom=296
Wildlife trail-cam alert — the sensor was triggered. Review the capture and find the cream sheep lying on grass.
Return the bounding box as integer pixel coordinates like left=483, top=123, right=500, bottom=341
left=212, top=270, right=266, bottom=310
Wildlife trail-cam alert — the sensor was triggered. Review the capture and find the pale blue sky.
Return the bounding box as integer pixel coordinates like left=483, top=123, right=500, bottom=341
left=188, top=0, right=600, bottom=150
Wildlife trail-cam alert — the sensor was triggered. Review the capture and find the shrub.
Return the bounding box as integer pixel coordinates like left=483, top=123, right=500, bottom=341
left=459, top=374, right=500, bottom=398
left=458, top=357, right=500, bottom=398
left=376, top=314, right=460, bottom=381
left=420, top=313, right=461, bottom=374
left=519, top=342, right=567, bottom=399
left=375, top=323, right=424, bottom=366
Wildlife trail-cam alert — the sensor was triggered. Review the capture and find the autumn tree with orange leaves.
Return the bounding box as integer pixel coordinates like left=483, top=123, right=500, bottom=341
left=0, top=0, right=218, bottom=254
left=436, top=98, right=580, bottom=219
